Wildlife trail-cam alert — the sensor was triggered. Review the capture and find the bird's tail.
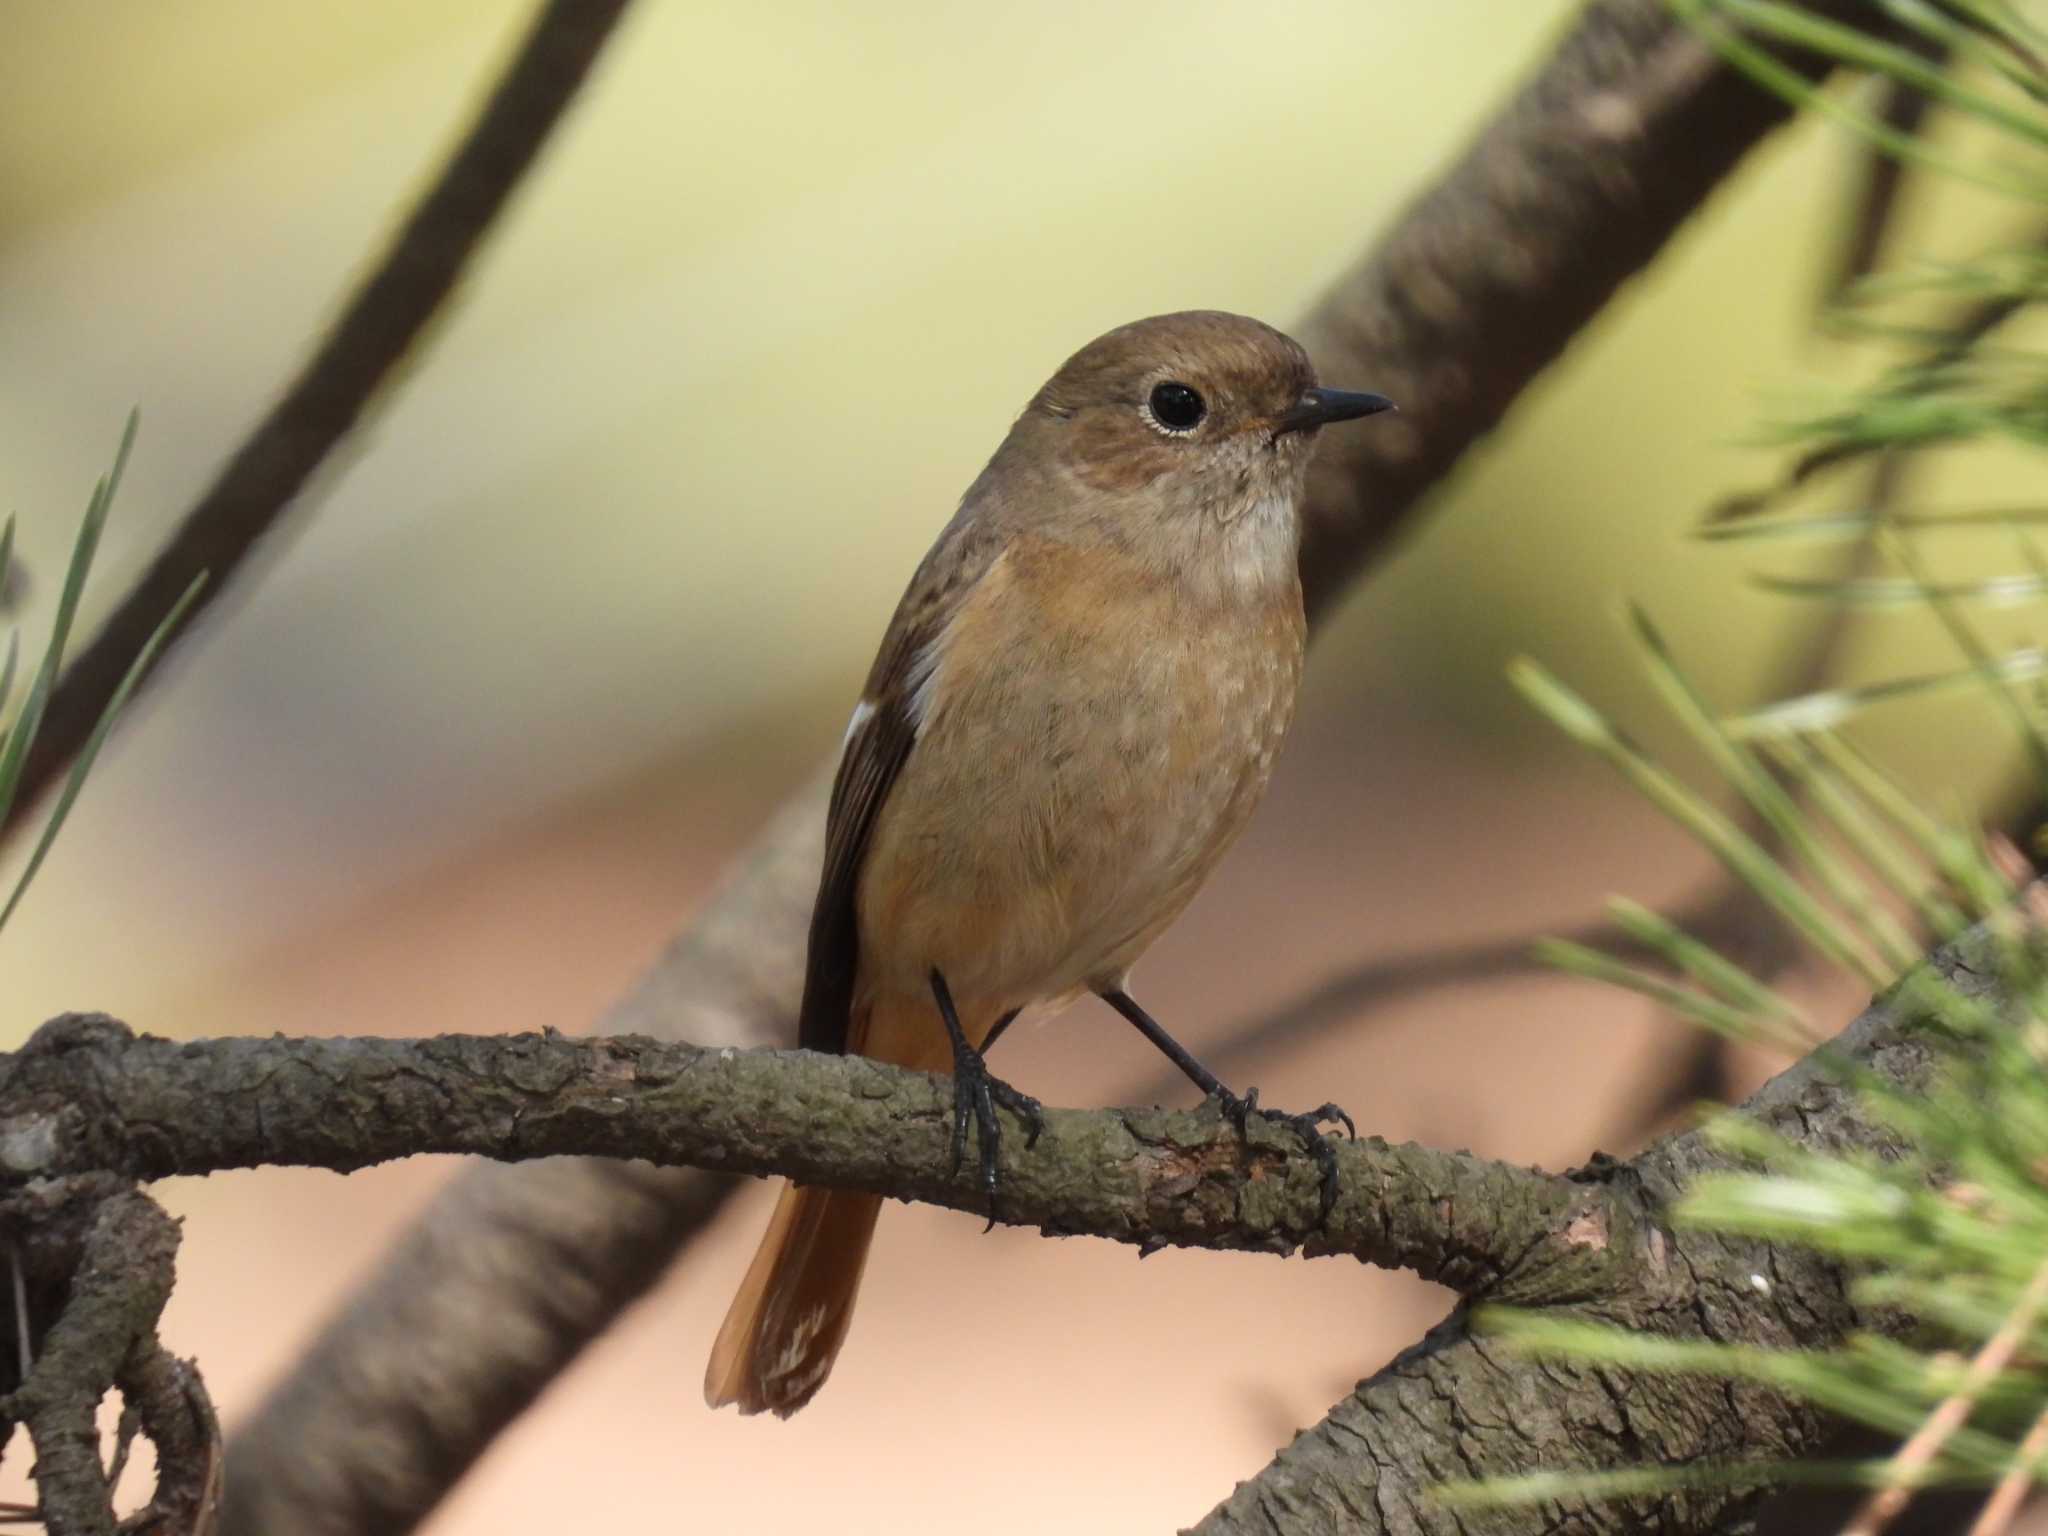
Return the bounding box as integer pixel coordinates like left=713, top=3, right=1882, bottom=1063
left=704, top=990, right=972, bottom=1415
left=703, top=1178, right=885, bottom=1417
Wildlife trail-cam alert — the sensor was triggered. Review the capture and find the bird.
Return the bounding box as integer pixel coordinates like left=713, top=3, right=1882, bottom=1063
left=704, top=310, right=1394, bottom=1417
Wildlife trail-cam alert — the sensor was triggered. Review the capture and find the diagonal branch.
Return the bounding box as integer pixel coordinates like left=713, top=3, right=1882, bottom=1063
left=221, top=3, right=1879, bottom=1531
left=1290, top=0, right=1865, bottom=618
left=1182, top=867, right=1799, bottom=1099
left=4, top=0, right=635, bottom=838
left=1190, top=921, right=1980, bottom=1536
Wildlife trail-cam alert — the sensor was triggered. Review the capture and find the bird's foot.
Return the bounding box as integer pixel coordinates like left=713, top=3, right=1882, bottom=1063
left=1212, top=1087, right=1355, bottom=1223
left=947, top=1036, right=1044, bottom=1228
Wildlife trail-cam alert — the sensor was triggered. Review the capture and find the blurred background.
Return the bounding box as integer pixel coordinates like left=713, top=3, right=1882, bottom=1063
left=0, top=2, right=2039, bottom=1531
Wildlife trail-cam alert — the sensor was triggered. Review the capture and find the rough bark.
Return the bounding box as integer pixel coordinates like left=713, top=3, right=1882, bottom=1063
left=0, top=1015, right=1619, bottom=1293
left=216, top=2, right=1872, bottom=1531
left=1189, top=937, right=1961, bottom=1535
left=0, top=1179, right=199, bottom=1536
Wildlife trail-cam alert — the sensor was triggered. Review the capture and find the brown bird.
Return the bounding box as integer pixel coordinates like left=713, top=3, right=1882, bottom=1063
left=705, top=310, right=1394, bottom=1417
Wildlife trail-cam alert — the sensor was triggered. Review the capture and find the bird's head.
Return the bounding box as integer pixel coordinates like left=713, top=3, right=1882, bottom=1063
left=1024, top=310, right=1393, bottom=526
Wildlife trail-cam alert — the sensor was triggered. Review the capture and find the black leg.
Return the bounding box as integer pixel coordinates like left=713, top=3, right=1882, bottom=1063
left=980, top=1007, right=1023, bottom=1054
left=931, top=972, right=1043, bottom=1223
left=1099, top=988, right=1353, bottom=1221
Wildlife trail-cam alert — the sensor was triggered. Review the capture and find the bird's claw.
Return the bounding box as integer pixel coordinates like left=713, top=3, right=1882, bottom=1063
left=1213, top=1088, right=1354, bottom=1224
left=947, top=1037, right=1044, bottom=1229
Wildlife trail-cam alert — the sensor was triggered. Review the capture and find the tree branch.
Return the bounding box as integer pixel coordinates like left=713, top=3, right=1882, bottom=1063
left=5, top=0, right=635, bottom=837
left=2, top=922, right=2001, bottom=1534
left=0, top=1015, right=1611, bottom=1296
left=220, top=3, right=1875, bottom=1530
left=1191, top=929, right=1971, bottom=1536
left=114, top=1343, right=224, bottom=1536
left=1292, top=0, right=1856, bottom=617
left=1, top=1181, right=185, bottom=1536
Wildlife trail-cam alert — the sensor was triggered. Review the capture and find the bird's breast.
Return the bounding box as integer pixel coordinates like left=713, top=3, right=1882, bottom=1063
left=856, top=534, right=1305, bottom=1008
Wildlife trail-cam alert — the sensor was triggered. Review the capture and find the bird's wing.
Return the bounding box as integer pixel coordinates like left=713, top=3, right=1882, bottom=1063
left=797, top=510, right=1011, bottom=1056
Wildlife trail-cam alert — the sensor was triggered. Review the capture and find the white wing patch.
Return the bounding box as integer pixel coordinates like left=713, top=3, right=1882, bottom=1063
left=840, top=698, right=877, bottom=755
left=899, top=544, right=1007, bottom=739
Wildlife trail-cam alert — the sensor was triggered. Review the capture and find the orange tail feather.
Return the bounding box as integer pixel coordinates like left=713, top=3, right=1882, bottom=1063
left=704, top=1180, right=885, bottom=1416
left=705, top=992, right=979, bottom=1416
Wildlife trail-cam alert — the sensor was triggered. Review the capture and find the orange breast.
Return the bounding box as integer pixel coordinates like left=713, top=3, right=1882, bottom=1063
left=854, top=534, right=1305, bottom=1028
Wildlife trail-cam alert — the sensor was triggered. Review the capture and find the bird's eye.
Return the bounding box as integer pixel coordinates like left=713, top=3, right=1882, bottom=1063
left=1146, top=381, right=1206, bottom=434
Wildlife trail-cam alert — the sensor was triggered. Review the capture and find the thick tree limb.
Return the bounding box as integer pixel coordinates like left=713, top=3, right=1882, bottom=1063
left=220, top=2, right=1873, bottom=1530
left=4, top=0, right=634, bottom=837
left=1190, top=934, right=1972, bottom=1536
left=0, top=1015, right=1618, bottom=1296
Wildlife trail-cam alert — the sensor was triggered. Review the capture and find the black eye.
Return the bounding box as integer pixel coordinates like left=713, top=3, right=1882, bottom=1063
left=1147, top=381, right=1206, bottom=433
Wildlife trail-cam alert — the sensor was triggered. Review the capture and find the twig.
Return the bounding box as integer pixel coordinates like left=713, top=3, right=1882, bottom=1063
left=1826, top=43, right=1950, bottom=306
left=116, top=1343, right=223, bottom=1536
left=1969, top=1399, right=2048, bottom=1536
left=1708, top=221, right=2048, bottom=526
left=104, top=1398, right=139, bottom=1494
left=9, top=1240, right=29, bottom=1382
left=3, top=0, right=635, bottom=839
left=1843, top=1255, right=2048, bottom=1536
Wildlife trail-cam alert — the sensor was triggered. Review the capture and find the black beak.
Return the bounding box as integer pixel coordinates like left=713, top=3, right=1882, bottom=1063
left=1272, top=387, right=1397, bottom=439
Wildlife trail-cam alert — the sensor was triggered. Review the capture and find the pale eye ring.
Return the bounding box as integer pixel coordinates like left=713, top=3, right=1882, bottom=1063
left=1145, top=380, right=1206, bottom=435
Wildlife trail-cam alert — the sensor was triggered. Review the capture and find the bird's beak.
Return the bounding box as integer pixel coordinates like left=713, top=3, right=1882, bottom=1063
left=1272, top=387, right=1397, bottom=439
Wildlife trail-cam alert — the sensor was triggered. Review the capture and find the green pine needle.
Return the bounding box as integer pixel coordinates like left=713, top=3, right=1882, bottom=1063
left=0, top=410, right=206, bottom=940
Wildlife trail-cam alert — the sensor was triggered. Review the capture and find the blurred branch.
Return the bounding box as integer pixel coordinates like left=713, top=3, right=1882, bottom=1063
left=1710, top=219, right=2048, bottom=522
left=1826, top=42, right=1950, bottom=304
left=224, top=781, right=826, bottom=1536
left=225, top=0, right=1883, bottom=1531
left=2, top=0, right=634, bottom=838
left=1187, top=867, right=1799, bottom=1098
left=1290, top=0, right=1874, bottom=614
left=0, top=1015, right=1609, bottom=1291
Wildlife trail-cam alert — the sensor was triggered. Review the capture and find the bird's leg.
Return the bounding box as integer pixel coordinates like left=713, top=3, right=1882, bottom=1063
left=979, top=1007, right=1022, bottom=1055
left=930, top=971, right=1042, bottom=1220
left=1098, top=989, right=1354, bottom=1221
